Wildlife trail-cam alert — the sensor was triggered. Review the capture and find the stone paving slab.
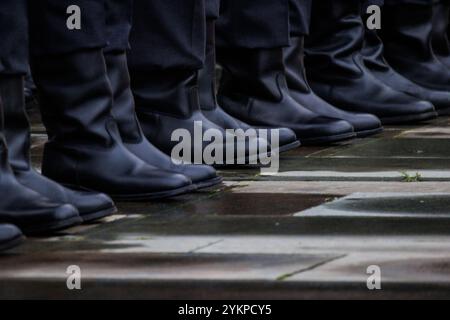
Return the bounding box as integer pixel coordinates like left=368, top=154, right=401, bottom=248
left=1, top=251, right=449, bottom=299
left=264, top=170, right=450, bottom=181
left=299, top=193, right=450, bottom=218
left=290, top=252, right=450, bottom=285
left=1, top=115, right=449, bottom=299
left=318, top=138, right=450, bottom=159
left=276, top=157, right=450, bottom=174
left=399, top=127, right=450, bottom=139
left=233, top=181, right=450, bottom=195
left=0, top=252, right=337, bottom=281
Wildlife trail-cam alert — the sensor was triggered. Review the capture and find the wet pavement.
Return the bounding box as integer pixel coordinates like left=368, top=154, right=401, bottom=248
left=1, top=115, right=450, bottom=299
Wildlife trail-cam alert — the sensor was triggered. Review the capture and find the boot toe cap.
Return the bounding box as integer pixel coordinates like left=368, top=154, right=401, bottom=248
left=158, top=172, right=193, bottom=191
left=276, top=128, right=299, bottom=147
left=0, top=224, right=23, bottom=243
left=68, top=190, right=116, bottom=217
left=414, top=101, right=436, bottom=114
left=312, top=117, right=355, bottom=137
left=51, top=204, right=81, bottom=222
left=351, top=113, right=383, bottom=133
left=428, top=92, right=450, bottom=110
left=182, top=164, right=218, bottom=184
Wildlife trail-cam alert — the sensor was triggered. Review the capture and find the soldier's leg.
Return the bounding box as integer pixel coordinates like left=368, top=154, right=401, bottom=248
left=198, top=0, right=300, bottom=153
left=360, top=0, right=450, bottom=115
left=128, top=0, right=268, bottom=166
left=285, top=0, right=383, bottom=137
left=0, top=3, right=30, bottom=242
left=1, top=1, right=117, bottom=223
left=0, top=0, right=81, bottom=234
left=104, top=0, right=221, bottom=188
left=29, top=0, right=192, bottom=201
left=381, top=0, right=450, bottom=91
left=304, top=0, right=436, bottom=125
left=215, top=0, right=355, bottom=145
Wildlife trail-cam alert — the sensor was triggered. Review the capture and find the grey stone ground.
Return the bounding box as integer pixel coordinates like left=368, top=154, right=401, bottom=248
left=1, top=114, right=450, bottom=299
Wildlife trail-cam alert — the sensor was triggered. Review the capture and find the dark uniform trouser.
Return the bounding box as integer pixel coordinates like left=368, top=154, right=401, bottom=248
left=128, top=0, right=206, bottom=72
left=0, top=0, right=28, bottom=75
left=0, top=0, right=132, bottom=74
left=105, top=0, right=133, bottom=53
left=214, top=0, right=313, bottom=48
left=28, top=0, right=107, bottom=56
left=215, top=0, right=291, bottom=49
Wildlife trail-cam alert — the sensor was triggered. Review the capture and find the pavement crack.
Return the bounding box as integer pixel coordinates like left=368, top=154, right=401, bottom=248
left=189, top=239, right=225, bottom=253
left=276, top=254, right=347, bottom=281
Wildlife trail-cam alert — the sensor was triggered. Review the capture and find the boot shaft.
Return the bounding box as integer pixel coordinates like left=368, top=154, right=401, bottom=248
left=360, top=1, right=389, bottom=70
left=31, top=49, right=115, bottom=148
left=0, top=96, right=5, bottom=171
left=0, top=75, right=31, bottom=170
left=198, top=19, right=219, bottom=111
left=432, top=0, right=450, bottom=57
left=104, top=51, right=142, bottom=143
left=0, top=97, right=15, bottom=177
left=381, top=1, right=434, bottom=60
left=283, top=36, right=310, bottom=93
left=308, top=0, right=363, bottom=35
left=305, top=0, right=365, bottom=80
left=131, top=68, right=201, bottom=119
left=217, top=46, right=287, bottom=102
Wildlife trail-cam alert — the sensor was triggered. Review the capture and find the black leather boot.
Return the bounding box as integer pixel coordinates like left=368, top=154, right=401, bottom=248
left=0, top=98, right=81, bottom=234
left=104, top=51, right=222, bottom=189
left=285, top=36, right=383, bottom=138
left=31, top=49, right=193, bottom=201
left=199, top=20, right=300, bottom=153
left=381, top=1, right=450, bottom=92
left=432, top=0, right=450, bottom=68
left=0, top=224, right=24, bottom=252
left=0, top=75, right=117, bottom=223
left=361, top=23, right=450, bottom=115
left=217, top=47, right=356, bottom=145
left=131, top=68, right=270, bottom=166
left=305, top=0, right=437, bottom=125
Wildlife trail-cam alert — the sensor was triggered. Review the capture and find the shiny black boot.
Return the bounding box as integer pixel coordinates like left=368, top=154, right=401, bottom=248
left=285, top=36, right=383, bottom=138
left=217, top=46, right=355, bottom=145
left=31, top=49, right=193, bottom=201
left=0, top=97, right=81, bottom=234
left=305, top=0, right=437, bottom=125
left=104, top=51, right=222, bottom=189
left=131, top=67, right=270, bottom=166
left=0, top=224, right=24, bottom=252
left=361, top=23, right=450, bottom=116
left=0, top=75, right=117, bottom=222
left=381, top=1, right=450, bottom=92
left=199, top=20, right=300, bottom=152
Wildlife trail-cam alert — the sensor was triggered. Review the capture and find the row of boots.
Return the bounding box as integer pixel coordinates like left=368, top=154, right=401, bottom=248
left=3, top=0, right=450, bottom=252
left=217, top=0, right=450, bottom=146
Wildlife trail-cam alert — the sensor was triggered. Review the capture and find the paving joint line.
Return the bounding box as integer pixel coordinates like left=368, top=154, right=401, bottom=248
left=276, top=254, right=347, bottom=281
left=189, top=239, right=225, bottom=253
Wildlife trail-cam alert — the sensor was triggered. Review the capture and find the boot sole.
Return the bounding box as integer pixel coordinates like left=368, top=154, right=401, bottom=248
left=301, top=132, right=356, bottom=146
left=274, top=140, right=301, bottom=154
left=21, top=216, right=83, bottom=236
left=80, top=205, right=118, bottom=223
left=355, top=126, right=384, bottom=138
left=194, top=176, right=224, bottom=190
left=110, top=184, right=195, bottom=202
left=380, top=111, right=438, bottom=125
left=0, top=235, right=25, bottom=253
